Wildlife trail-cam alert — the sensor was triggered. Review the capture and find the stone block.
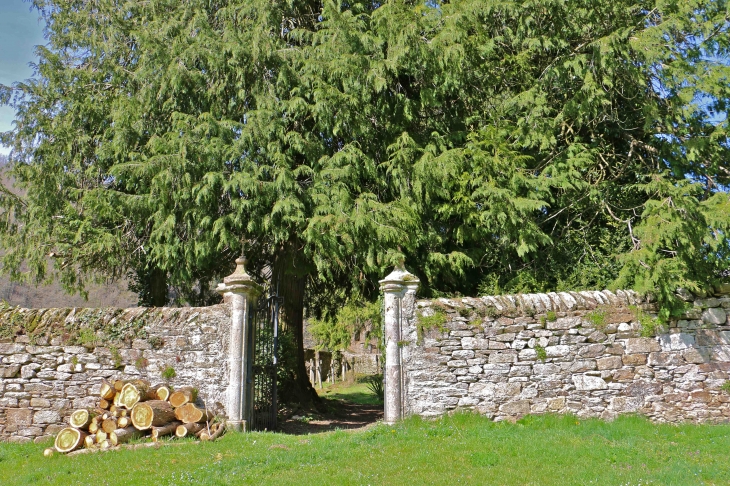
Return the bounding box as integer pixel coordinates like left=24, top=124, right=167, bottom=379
left=0, top=344, right=25, bottom=355
left=447, top=360, right=468, bottom=368
left=611, top=396, right=643, bottom=412
left=62, top=346, right=88, bottom=354
left=493, top=333, right=516, bottom=342
left=569, top=360, right=597, bottom=372
left=6, top=409, right=33, bottom=427
left=9, top=354, right=31, bottom=364
left=547, top=397, right=566, bottom=411
left=658, top=333, right=696, bottom=351
left=648, top=352, right=684, bottom=367
left=0, top=364, right=21, bottom=378
left=625, top=338, right=661, bottom=354
left=30, top=398, right=51, bottom=408
left=20, top=363, right=40, bottom=379
left=587, top=331, right=607, bottom=343
left=547, top=318, right=580, bottom=330
left=613, top=369, right=635, bottom=381
left=578, top=344, right=606, bottom=358
left=17, top=426, right=43, bottom=437
left=33, top=410, right=61, bottom=424
left=682, top=348, right=708, bottom=364
left=622, top=353, right=647, bottom=366
left=596, top=356, right=623, bottom=370
left=452, top=350, right=475, bottom=360
left=545, top=345, right=570, bottom=358
left=573, top=375, right=607, bottom=391
left=7, top=436, right=31, bottom=444
left=702, top=308, right=727, bottom=325
left=488, top=351, right=517, bottom=364
left=499, top=400, right=531, bottom=415
left=625, top=380, right=662, bottom=398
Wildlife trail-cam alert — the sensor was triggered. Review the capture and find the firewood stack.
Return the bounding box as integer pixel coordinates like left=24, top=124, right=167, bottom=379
left=50, top=379, right=225, bottom=455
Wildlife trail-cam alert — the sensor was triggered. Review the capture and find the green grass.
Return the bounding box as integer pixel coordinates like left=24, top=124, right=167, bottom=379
left=4, top=413, right=730, bottom=485
left=317, top=377, right=383, bottom=406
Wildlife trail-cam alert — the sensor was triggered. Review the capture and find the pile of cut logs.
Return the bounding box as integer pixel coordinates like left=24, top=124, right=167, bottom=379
left=49, top=379, right=225, bottom=455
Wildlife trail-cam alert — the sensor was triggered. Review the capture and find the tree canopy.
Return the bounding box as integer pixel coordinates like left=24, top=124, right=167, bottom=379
left=1, top=0, right=729, bottom=396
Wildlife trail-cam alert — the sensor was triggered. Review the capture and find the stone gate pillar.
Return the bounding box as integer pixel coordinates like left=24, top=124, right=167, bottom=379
left=217, top=257, right=261, bottom=431
left=379, top=265, right=419, bottom=424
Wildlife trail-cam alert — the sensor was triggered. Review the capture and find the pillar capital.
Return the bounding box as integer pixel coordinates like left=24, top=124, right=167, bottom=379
left=379, top=264, right=420, bottom=295
left=217, top=256, right=262, bottom=297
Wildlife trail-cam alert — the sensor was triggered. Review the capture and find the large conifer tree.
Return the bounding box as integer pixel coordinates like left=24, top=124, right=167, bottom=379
left=1, top=0, right=729, bottom=401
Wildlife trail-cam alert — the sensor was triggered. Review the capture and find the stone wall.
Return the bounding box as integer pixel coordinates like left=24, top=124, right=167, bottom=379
left=402, top=289, right=730, bottom=423
left=0, top=304, right=230, bottom=443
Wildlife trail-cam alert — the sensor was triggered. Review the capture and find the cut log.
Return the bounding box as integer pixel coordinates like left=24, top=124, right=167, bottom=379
left=113, top=379, right=130, bottom=392
left=99, top=399, right=111, bottom=410
left=55, top=427, right=88, bottom=453
left=151, top=421, right=182, bottom=440
left=175, top=422, right=205, bottom=438
left=99, top=439, right=110, bottom=450
left=168, top=387, right=197, bottom=408
left=174, top=403, right=212, bottom=424
left=43, top=448, right=55, bottom=457
left=102, top=418, right=117, bottom=435
left=88, top=421, right=99, bottom=434
left=95, top=430, right=107, bottom=443
left=84, top=435, right=95, bottom=449
left=111, top=426, right=142, bottom=445
left=69, top=409, right=94, bottom=429
left=155, top=385, right=171, bottom=402
left=118, top=416, right=130, bottom=428
left=112, top=392, right=121, bottom=408
left=131, top=400, right=176, bottom=430
left=100, top=381, right=116, bottom=400
left=199, top=425, right=226, bottom=442
left=119, top=381, right=151, bottom=409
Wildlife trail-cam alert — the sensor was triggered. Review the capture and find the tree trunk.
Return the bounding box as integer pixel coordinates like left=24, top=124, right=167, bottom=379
left=131, top=400, right=175, bottom=430
left=271, top=248, right=319, bottom=406
left=55, top=428, right=87, bottom=453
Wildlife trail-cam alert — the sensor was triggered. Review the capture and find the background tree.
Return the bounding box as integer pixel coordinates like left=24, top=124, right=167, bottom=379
left=1, top=0, right=729, bottom=402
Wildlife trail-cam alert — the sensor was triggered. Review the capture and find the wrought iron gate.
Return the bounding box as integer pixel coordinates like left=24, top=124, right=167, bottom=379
left=249, top=292, right=281, bottom=431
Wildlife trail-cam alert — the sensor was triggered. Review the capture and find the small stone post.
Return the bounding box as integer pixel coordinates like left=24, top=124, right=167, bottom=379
left=217, top=256, right=261, bottom=431
left=379, top=265, right=419, bottom=424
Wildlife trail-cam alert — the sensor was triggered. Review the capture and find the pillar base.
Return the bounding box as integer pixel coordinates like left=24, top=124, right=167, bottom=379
left=226, top=420, right=249, bottom=432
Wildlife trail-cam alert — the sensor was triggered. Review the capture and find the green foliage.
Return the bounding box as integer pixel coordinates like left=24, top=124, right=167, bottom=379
left=585, top=308, right=608, bottom=332
left=417, top=309, right=448, bottom=344
left=534, top=344, right=547, bottom=363
left=309, top=299, right=382, bottom=353
left=546, top=311, right=557, bottom=322
left=0, top=0, right=728, bottom=355
left=364, top=374, right=384, bottom=402
left=134, top=357, right=149, bottom=371
left=161, top=366, right=177, bottom=381
left=109, top=346, right=122, bottom=369
left=720, top=381, right=730, bottom=394
left=631, top=306, right=665, bottom=338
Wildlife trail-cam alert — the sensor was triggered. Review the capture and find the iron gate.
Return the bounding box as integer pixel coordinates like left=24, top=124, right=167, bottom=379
left=249, top=292, right=281, bottom=431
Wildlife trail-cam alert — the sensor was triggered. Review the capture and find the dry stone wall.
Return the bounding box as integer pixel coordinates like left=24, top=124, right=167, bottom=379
left=0, top=304, right=230, bottom=443
left=403, top=288, right=730, bottom=423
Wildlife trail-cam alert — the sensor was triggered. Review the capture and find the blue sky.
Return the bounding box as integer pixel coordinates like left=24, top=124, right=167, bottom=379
left=0, top=1, right=45, bottom=155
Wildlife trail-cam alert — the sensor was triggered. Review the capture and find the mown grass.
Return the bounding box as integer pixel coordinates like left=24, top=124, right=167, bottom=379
left=3, top=413, right=730, bottom=485
left=317, top=376, right=383, bottom=406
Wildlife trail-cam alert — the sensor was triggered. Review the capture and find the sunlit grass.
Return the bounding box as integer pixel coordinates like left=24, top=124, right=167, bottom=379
left=317, top=376, right=383, bottom=406
left=2, top=413, right=730, bottom=485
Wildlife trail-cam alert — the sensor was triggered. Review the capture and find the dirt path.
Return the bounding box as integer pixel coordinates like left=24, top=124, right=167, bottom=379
left=277, top=400, right=383, bottom=435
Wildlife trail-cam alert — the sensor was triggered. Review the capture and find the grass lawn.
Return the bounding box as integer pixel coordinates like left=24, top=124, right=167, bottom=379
left=316, top=376, right=383, bottom=406
left=2, top=413, right=730, bottom=485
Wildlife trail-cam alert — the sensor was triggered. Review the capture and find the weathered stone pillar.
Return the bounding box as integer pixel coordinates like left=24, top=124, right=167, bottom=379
left=379, top=265, right=419, bottom=424
left=217, top=257, right=261, bottom=431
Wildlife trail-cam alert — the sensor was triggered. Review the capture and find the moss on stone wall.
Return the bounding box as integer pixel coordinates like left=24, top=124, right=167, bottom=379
left=0, top=302, right=168, bottom=347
